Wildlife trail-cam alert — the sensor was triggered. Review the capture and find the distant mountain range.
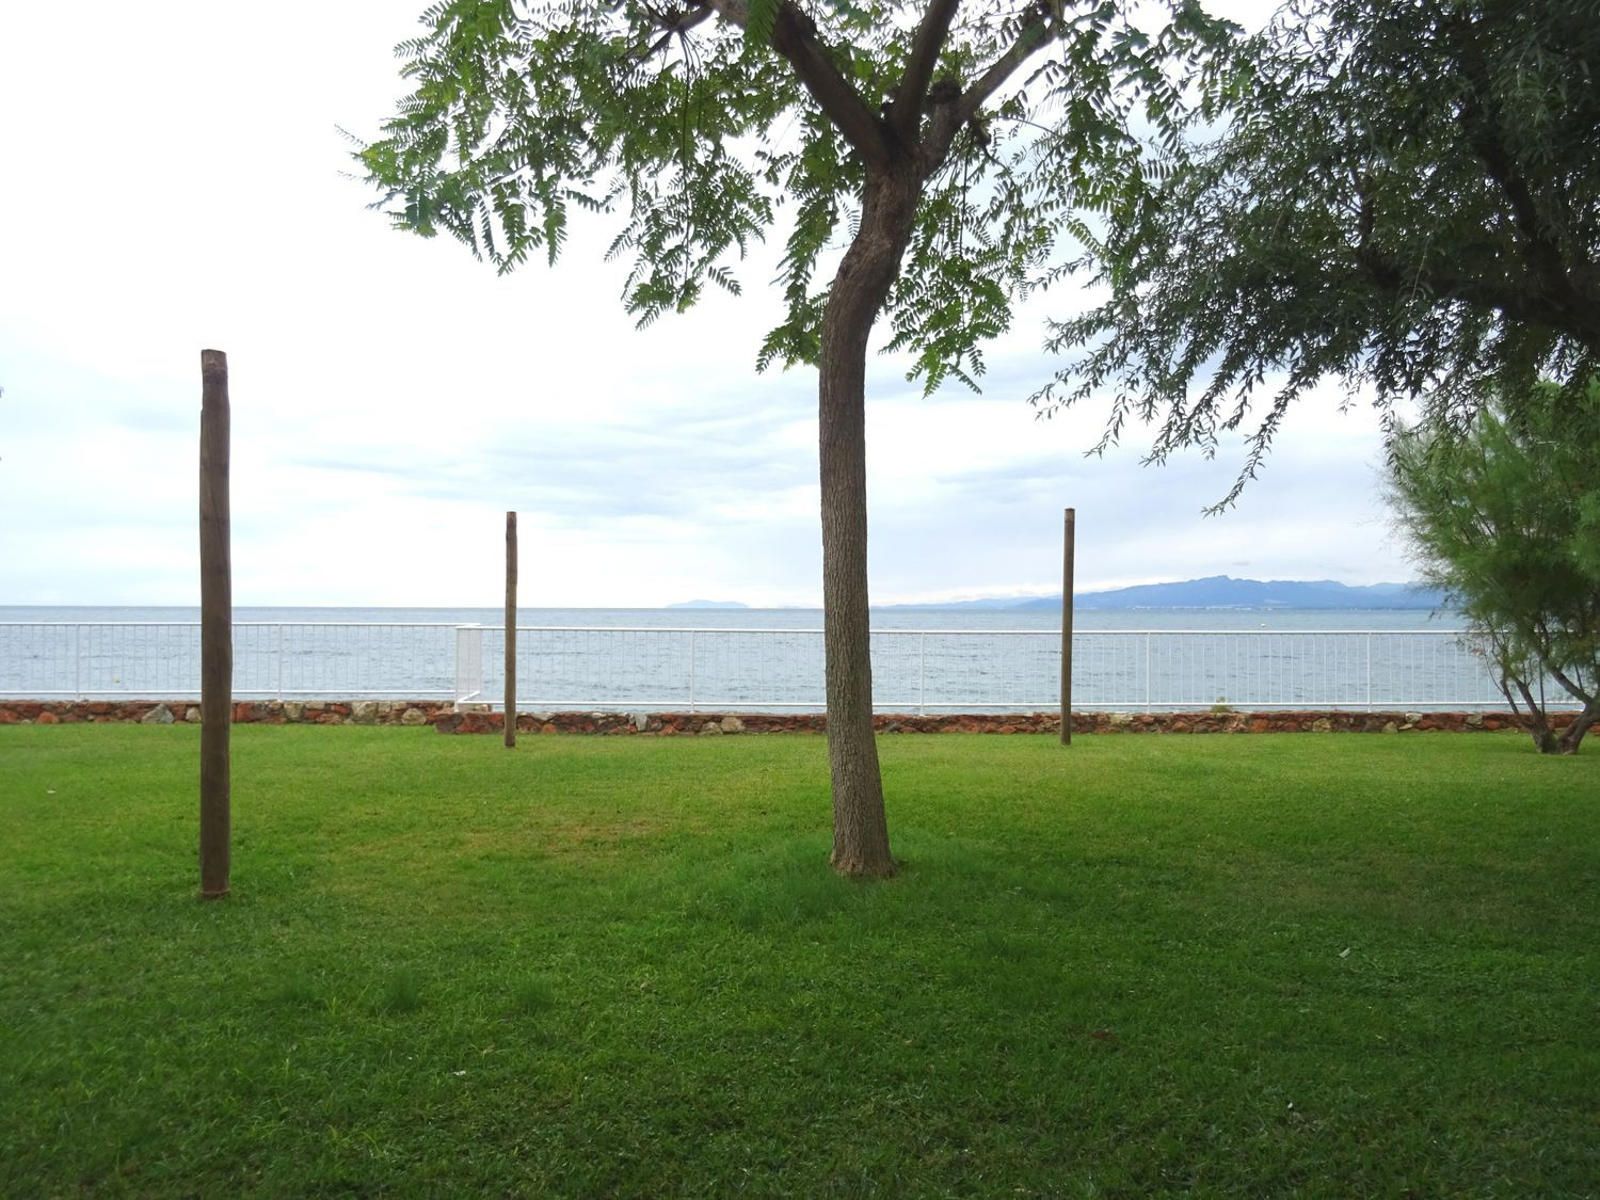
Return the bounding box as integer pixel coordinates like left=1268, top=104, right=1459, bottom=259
left=666, top=599, right=750, bottom=610
left=886, top=576, right=1448, bottom=612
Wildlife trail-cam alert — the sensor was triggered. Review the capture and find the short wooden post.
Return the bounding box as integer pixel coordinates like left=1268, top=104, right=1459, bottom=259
left=199, top=350, right=232, bottom=896
left=1060, top=507, right=1075, bottom=746
left=504, top=511, right=517, bottom=748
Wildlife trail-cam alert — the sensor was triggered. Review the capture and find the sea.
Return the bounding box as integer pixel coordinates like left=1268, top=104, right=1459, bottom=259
left=0, top=604, right=1453, bottom=631
left=2, top=604, right=1510, bottom=712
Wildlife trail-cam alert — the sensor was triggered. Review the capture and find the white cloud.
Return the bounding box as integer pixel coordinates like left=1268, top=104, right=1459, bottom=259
left=0, top=0, right=1411, bottom=609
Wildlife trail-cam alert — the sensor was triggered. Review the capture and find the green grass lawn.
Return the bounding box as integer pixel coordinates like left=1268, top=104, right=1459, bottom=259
left=2, top=726, right=1597, bottom=1197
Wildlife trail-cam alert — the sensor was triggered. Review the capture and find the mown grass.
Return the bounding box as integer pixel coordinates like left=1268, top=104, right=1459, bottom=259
left=2, top=726, right=1596, bottom=1197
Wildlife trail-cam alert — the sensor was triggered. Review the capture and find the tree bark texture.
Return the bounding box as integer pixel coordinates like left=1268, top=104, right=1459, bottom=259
left=1060, top=507, right=1075, bottom=746
left=1556, top=700, right=1597, bottom=753
left=198, top=349, right=232, bottom=899
left=819, top=171, right=919, bottom=877
left=1504, top=672, right=1596, bottom=755
left=505, top=510, right=517, bottom=749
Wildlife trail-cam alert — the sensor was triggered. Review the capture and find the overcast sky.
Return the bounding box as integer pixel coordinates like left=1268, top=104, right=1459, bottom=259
left=0, top=0, right=1412, bottom=609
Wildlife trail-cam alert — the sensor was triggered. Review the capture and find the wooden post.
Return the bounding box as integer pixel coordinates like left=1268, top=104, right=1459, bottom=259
left=504, top=511, right=517, bottom=748
left=1060, top=507, right=1075, bottom=746
left=199, top=350, right=232, bottom=896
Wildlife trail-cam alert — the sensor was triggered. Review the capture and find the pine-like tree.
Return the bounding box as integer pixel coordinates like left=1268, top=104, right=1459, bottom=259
left=1388, top=382, right=1600, bottom=754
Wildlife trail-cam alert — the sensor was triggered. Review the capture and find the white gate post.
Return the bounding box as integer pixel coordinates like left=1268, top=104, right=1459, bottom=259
left=454, top=625, right=485, bottom=707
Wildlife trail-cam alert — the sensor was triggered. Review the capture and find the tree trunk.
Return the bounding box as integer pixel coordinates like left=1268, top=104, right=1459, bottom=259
left=1505, top=674, right=1599, bottom=755
left=818, top=171, right=919, bottom=878
left=1504, top=673, right=1562, bottom=754
left=1555, top=698, right=1597, bottom=754
left=505, top=510, right=517, bottom=749
left=198, top=349, right=232, bottom=899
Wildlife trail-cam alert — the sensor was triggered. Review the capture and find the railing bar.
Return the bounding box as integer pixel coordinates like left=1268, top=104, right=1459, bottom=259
left=0, top=622, right=1477, bottom=635
left=10, top=623, right=1565, bottom=712
left=918, top=632, right=926, bottom=716
left=0, top=692, right=1569, bottom=707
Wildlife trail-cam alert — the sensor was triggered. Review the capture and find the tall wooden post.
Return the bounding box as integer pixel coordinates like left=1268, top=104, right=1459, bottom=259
left=504, top=511, right=517, bottom=748
left=1060, top=507, right=1075, bottom=746
left=199, top=350, right=232, bottom=896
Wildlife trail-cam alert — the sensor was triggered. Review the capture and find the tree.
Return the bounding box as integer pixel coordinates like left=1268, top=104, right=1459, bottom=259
left=1387, top=381, right=1600, bottom=754
left=1035, top=0, right=1600, bottom=504
left=359, top=0, right=1231, bottom=875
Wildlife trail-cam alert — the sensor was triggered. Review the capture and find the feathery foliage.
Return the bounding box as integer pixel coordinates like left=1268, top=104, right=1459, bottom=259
left=1387, top=380, right=1600, bottom=754
left=359, top=0, right=1236, bottom=389
left=1037, top=0, right=1600, bottom=505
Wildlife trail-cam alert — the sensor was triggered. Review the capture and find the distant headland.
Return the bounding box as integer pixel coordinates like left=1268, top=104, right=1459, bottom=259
left=886, top=576, right=1446, bottom=612
left=668, top=577, right=1448, bottom=612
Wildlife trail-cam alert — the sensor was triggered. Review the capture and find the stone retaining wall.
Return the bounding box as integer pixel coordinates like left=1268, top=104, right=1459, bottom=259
left=437, top=708, right=1552, bottom=735
left=0, top=699, right=1567, bottom=736
left=0, top=699, right=452, bottom=727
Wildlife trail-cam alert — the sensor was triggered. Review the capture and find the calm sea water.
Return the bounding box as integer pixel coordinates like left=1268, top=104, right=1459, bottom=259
left=0, top=605, right=1451, bottom=631
left=1, top=604, right=1507, bottom=711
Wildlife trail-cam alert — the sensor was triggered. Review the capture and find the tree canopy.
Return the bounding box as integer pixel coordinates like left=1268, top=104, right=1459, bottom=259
left=360, top=0, right=1232, bottom=393
left=1037, top=0, right=1600, bottom=503
left=1387, top=380, right=1600, bottom=754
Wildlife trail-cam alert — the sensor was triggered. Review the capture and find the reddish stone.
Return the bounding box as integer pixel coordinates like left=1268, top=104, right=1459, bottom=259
left=0, top=699, right=1553, bottom=739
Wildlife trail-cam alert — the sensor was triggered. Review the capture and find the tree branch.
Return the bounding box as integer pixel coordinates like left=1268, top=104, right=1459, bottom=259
left=921, top=6, right=1053, bottom=170
left=1510, top=672, right=1557, bottom=750
left=704, top=0, right=894, bottom=167
left=1357, top=236, right=1600, bottom=352
left=638, top=6, right=715, bottom=60
left=1449, top=16, right=1588, bottom=326
left=891, top=0, right=963, bottom=141
left=1547, top=661, right=1597, bottom=707
left=1558, top=697, right=1599, bottom=752
left=955, top=8, right=1051, bottom=128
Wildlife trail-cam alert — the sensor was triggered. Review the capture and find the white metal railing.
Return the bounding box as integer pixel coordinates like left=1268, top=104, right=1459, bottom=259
left=0, top=621, right=1574, bottom=712
left=0, top=622, right=457, bottom=701
left=451, top=624, right=1540, bottom=713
